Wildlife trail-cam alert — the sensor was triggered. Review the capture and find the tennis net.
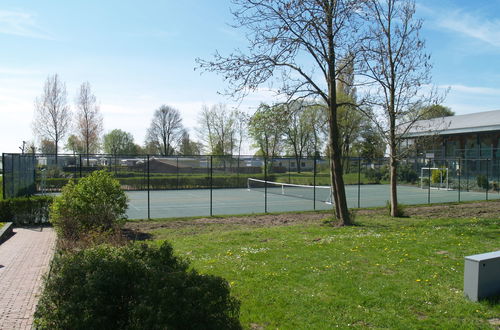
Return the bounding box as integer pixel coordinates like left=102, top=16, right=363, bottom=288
left=247, top=178, right=333, bottom=204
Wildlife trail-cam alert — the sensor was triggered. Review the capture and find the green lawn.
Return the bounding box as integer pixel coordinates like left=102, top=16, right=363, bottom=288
left=148, top=214, right=500, bottom=328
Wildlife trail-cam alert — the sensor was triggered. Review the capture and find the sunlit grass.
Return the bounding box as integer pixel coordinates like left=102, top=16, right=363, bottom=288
left=150, top=214, right=500, bottom=328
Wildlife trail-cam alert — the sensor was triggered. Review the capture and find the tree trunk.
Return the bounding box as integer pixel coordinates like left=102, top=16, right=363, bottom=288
left=328, top=103, right=351, bottom=225
left=55, top=138, right=58, bottom=165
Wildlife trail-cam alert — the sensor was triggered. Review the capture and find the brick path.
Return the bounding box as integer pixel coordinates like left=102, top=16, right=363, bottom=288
left=0, top=227, right=56, bottom=330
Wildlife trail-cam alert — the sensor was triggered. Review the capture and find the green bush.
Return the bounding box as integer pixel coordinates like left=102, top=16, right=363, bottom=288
left=398, top=164, right=418, bottom=184
left=364, top=167, right=388, bottom=183
left=431, top=167, right=447, bottom=184
left=0, top=196, right=54, bottom=225
left=0, top=176, right=3, bottom=200
left=34, top=242, right=241, bottom=329
left=50, top=170, right=128, bottom=240
left=476, top=175, right=490, bottom=190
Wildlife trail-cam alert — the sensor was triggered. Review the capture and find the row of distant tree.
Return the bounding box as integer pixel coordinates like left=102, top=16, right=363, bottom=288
left=25, top=72, right=452, bottom=172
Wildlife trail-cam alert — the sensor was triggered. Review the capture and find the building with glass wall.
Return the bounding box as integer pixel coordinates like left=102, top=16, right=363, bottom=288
left=403, top=109, right=500, bottom=160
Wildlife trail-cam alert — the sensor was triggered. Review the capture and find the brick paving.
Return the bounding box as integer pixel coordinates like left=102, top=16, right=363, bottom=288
left=0, top=227, right=56, bottom=330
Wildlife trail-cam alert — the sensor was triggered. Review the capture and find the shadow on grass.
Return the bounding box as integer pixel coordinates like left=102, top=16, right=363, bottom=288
left=483, top=295, right=500, bottom=306
left=122, top=228, right=153, bottom=241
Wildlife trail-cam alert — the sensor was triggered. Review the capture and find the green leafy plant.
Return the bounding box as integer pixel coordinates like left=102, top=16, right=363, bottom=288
left=431, top=167, right=447, bottom=184
left=476, top=175, right=490, bottom=190
left=34, top=242, right=241, bottom=329
left=0, top=196, right=54, bottom=225
left=50, top=170, right=128, bottom=241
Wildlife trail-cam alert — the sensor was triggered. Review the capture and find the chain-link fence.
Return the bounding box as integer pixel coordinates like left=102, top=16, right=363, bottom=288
left=3, top=153, right=500, bottom=219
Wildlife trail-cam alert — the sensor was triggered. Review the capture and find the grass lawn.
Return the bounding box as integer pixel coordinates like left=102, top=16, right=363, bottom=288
left=141, top=208, right=500, bottom=328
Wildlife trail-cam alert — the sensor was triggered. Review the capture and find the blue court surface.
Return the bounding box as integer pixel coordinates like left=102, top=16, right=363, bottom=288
left=125, top=184, right=498, bottom=219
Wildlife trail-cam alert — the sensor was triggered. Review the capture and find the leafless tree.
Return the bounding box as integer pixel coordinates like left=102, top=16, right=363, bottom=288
left=197, top=0, right=365, bottom=225
left=33, top=74, right=71, bottom=164
left=233, top=109, right=249, bottom=160
left=359, top=0, right=441, bottom=216
left=146, top=105, right=184, bottom=156
left=282, top=100, right=314, bottom=173
left=76, top=82, right=103, bottom=163
left=197, top=104, right=237, bottom=155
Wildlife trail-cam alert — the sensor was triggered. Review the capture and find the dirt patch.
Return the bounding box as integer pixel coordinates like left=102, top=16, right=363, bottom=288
left=125, top=200, right=500, bottom=233
left=357, top=200, right=500, bottom=219
left=125, top=212, right=330, bottom=232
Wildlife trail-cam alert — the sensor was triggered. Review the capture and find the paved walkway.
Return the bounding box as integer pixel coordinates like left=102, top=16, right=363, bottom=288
left=0, top=227, right=56, bottom=330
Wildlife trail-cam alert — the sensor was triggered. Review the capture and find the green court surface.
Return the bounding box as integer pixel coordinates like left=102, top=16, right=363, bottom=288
left=126, top=184, right=499, bottom=219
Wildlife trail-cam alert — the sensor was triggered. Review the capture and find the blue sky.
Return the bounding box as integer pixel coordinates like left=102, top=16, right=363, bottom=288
left=1, top=0, right=500, bottom=153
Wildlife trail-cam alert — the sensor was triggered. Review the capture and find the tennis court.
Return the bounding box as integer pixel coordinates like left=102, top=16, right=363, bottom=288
left=126, top=184, right=499, bottom=219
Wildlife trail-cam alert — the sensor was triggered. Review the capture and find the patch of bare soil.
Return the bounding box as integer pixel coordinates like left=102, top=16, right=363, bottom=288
left=357, top=200, right=500, bottom=219
left=125, top=200, right=500, bottom=233
left=125, top=212, right=331, bottom=232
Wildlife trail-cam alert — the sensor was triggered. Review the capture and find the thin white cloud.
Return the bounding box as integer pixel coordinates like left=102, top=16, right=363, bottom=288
left=443, top=84, right=500, bottom=96
left=0, top=9, right=53, bottom=40
left=438, top=10, right=500, bottom=48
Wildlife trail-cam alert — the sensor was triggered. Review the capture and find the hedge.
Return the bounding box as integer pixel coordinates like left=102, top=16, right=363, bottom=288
left=35, top=242, right=241, bottom=329
left=0, top=195, right=54, bottom=225
left=39, top=174, right=275, bottom=191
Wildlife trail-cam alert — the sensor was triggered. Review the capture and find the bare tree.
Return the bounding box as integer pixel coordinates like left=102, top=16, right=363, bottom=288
left=76, top=82, right=103, bottom=163
left=33, top=74, right=71, bottom=164
left=282, top=100, right=314, bottom=173
left=233, top=109, right=248, bottom=160
left=197, top=104, right=237, bottom=155
left=146, top=105, right=184, bottom=156
left=197, top=0, right=364, bottom=225
left=360, top=0, right=439, bottom=216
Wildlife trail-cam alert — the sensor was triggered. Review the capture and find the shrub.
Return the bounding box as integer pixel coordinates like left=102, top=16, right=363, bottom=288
left=476, top=175, right=490, bottom=190
left=50, top=170, right=128, bottom=240
left=34, top=242, right=241, bottom=329
left=0, top=196, right=54, bottom=225
left=364, top=166, right=388, bottom=183
left=398, top=164, right=419, bottom=183
left=431, top=167, right=447, bottom=184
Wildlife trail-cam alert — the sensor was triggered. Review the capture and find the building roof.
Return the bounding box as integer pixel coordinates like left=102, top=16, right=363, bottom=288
left=403, top=109, right=500, bottom=137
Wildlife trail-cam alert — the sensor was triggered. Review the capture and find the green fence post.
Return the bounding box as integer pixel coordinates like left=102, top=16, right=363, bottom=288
left=288, top=158, right=291, bottom=184
left=357, top=157, right=361, bottom=208
left=147, top=155, right=150, bottom=220
left=210, top=155, right=213, bottom=217
left=466, top=159, right=469, bottom=191
left=264, top=157, right=268, bottom=213
left=79, top=154, right=82, bottom=178
left=313, top=156, right=316, bottom=211
left=486, top=159, right=489, bottom=201
left=1, top=153, right=5, bottom=199
left=458, top=158, right=461, bottom=203
left=427, top=159, right=431, bottom=204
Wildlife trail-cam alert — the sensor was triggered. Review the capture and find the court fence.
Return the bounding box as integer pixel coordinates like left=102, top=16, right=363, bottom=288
left=2, top=153, right=500, bottom=219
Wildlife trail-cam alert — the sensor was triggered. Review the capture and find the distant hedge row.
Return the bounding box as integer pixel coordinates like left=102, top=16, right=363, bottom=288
left=38, top=174, right=275, bottom=191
